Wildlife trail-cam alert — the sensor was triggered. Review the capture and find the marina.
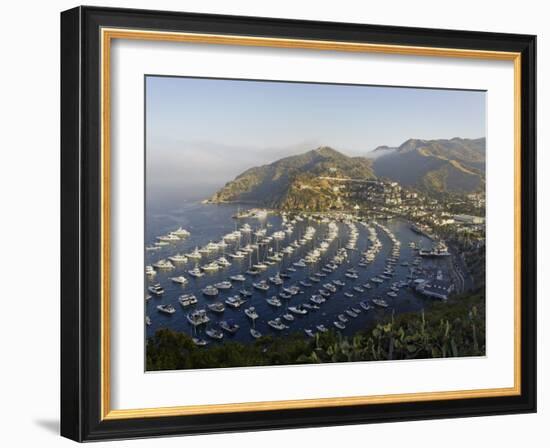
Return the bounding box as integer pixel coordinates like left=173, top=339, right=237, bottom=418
left=145, top=202, right=458, bottom=345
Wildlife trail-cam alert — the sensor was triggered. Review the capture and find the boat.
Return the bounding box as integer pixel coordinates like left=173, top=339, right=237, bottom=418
left=205, top=328, right=223, bottom=340
left=157, top=304, right=176, bottom=315
left=225, top=296, right=246, bottom=309
left=266, top=296, right=282, bottom=307
left=244, top=306, right=259, bottom=320
left=282, top=313, right=294, bottom=322
left=145, top=245, right=161, bottom=252
left=245, top=268, right=261, bottom=276
left=253, top=280, right=269, bottom=292
left=299, top=281, right=312, bottom=288
left=319, top=289, right=331, bottom=298
left=172, top=227, right=190, bottom=237
left=229, top=274, right=246, bottom=282
left=337, top=314, right=348, bottom=323
left=217, top=256, right=231, bottom=267
left=309, top=276, right=320, bottom=283
left=372, top=298, right=389, bottom=308
left=268, top=318, right=287, bottom=331
left=304, top=329, right=315, bottom=338
left=170, top=276, right=188, bottom=285
left=279, top=292, right=292, bottom=300
left=187, top=309, right=210, bottom=326
left=202, top=285, right=219, bottom=297
left=228, top=251, right=246, bottom=259
left=316, top=324, right=328, bottom=333
left=152, top=259, right=175, bottom=270
left=351, top=307, right=361, bottom=314
left=345, top=272, right=359, bottom=279
left=269, top=275, right=283, bottom=285
left=334, top=321, right=346, bottom=330
left=168, top=253, right=188, bottom=263
left=145, top=316, right=151, bottom=326
left=157, top=233, right=179, bottom=242
left=386, top=291, right=398, bottom=298
left=145, top=295, right=152, bottom=302
left=250, top=328, right=262, bottom=339
left=279, top=272, right=292, bottom=279
left=219, top=320, right=240, bottom=334
left=239, top=289, right=252, bottom=297
left=345, top=309, right=358, bottom=318
left=207, top=301, right=225, bottom=313
left=148, top=283, right=164, bottom=295
left=288, top=305, right=307, bottom=315
left=213, top=281, right=232, bottom=290
left=192, top=337, right=209, bottom=347
left=353, top=286, right=364, bottom=293
left=186, top=247, right=202, bottom=259
left=363, top=283, right=372, bottom=289
left=252, top=263, right=268, bottom=270
left=145, top=265, right=156, bottom=276
left=310, top=295, right=325, bottom=305
left=201, top=262, right=220, bottom=272
left=344, top=292, right=354, bottom=298
left=293, top=259, right=306, bottom=268
left=359, top=300, right=371, bottom=311
left=187, top=267, right=204, bottom=278
left=332, top=280, right=345, bottom=287
left=179, top=294, right=198, bottom=307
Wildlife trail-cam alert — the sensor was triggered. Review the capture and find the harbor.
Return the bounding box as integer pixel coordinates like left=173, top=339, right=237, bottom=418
left=145, top=202, right=459, bottom=346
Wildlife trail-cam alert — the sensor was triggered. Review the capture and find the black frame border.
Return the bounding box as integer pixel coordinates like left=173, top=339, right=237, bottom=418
left=60, top=6, right=536, bottom=442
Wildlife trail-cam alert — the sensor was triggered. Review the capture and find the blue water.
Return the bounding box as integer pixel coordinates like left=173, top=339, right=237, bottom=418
left=145, top=202, right=452, bottom=343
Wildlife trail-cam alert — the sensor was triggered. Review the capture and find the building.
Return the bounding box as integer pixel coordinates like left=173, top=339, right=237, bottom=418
left=453, top=214, right=485, bottom=225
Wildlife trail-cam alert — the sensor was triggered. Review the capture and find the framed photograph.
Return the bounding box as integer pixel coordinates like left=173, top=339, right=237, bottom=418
left=60, top=6, right=536, bottom=441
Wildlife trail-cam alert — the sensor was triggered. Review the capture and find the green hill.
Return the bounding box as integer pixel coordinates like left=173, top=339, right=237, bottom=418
left=209, top=146, right=375, bottom=210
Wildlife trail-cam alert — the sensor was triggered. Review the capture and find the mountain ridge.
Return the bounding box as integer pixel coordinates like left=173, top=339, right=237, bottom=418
left=210, top=137, right=485, bottom=209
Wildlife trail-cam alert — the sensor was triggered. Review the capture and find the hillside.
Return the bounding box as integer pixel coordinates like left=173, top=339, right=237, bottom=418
left=372, top=137, right=485, bottom=193
left=209, top=146, right=375, bottom=210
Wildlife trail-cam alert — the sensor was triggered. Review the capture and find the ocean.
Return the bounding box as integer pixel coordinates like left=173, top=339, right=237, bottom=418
left=144, top=200, right=452, bottom=345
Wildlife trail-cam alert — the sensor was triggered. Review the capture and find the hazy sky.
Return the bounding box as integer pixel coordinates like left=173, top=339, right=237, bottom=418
left=145, top=76, right=486, bottom=200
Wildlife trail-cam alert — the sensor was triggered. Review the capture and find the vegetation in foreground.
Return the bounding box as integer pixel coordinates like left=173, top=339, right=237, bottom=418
left=146, top=293, right=485, bottom=371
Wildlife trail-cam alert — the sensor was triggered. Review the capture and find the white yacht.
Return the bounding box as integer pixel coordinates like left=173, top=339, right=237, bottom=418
left=170, top=276, right=188, bottom=285
left=187, top=309, right=210, bottom=326
left=148, top=283, right=164, bottom=295
left=229, top=274, right=246, bottom=282
left=216, top=256, right=231, bottom=267
left=219, top=320, right=240, bottom=334
left=268, top=318, right=287, bottom=331
left=145, top=265, right=156, bottom=276
left=168, top=253, right=188, bottom=263
left=152, top=259, right=175, bottom=270
left=157, top=304, right=176, bottom=314
left=213, top=281, right=232, bottom=290
left=250, top=328, right=262, bottom=339
left=253, top=280, right=269, bottom=292
left=188, top=267, right=204, bottom=278
left=192, top=338, right=209, bottom=347
left=172, top=227, right=190, bottom=237
left=186, top=247, right=202, bottom=259
left=178, top=294, right=198, bottom=307
left=266, top=296, right=282, bottom=307
left=206, top=328, right=224, bottom=340
left=207, top=301, right=225, bottom=313
left=202, top=285, right=219, bottom=297
left=244, top=306, right=259, bottom=320
left=201, top=262, right=220, bottom=272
